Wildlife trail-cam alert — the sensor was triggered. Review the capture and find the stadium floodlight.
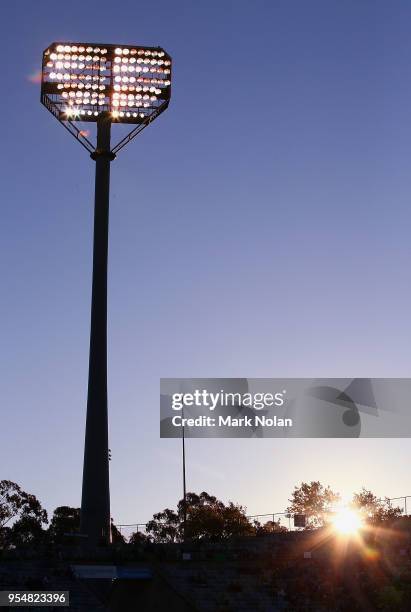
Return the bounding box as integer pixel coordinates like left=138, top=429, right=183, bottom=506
left=41, top=42, right=171, bottom=153
left=41, top=42, right=172, bottom=547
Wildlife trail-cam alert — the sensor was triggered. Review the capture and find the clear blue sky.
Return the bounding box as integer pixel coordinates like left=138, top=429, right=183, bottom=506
left=1, top=0, right=411, bottom=527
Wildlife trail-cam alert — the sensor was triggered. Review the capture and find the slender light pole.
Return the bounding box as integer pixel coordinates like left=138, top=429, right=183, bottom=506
left=182, top=407, right=187, bottom=543
left=41, top=41, right=172, bottom=548
left=80, top=113, right=115, bottom=546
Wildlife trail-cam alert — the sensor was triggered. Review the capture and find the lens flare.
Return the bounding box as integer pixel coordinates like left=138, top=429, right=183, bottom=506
left=332, top=508, right=362, bottom=535
left=28, top=71, right=42, bottom=83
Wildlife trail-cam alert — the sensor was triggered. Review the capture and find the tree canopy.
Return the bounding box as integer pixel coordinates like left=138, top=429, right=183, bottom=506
left=351, top=488, right=403, bottom=525
left=48, top=506, right=80, bottom=542
left=287, top=481, right=340, bottom=528
left=0, top=480, right=48, bottom=548
left=253, top=519, right=288, bottom=535
left=144, top=491, right=255, bottom=543
left=0, top=480, right=47, bottom=529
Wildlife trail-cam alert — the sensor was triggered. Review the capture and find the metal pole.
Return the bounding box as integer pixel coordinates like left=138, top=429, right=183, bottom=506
left=80, top=113, right=115, bottom=546
left=182, top=407, right=187, bottom=543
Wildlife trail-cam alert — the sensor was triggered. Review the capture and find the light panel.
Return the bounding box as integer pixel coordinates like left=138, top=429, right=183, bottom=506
left=41, top=42, right=172, bottom=126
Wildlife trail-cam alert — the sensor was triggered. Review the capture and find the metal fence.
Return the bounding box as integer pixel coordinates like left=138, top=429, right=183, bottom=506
left=115, top=495, right=411, bottom=542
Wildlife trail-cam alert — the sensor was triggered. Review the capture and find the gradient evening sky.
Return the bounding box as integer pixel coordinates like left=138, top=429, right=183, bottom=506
left=1, top=0, right=411, bottom=527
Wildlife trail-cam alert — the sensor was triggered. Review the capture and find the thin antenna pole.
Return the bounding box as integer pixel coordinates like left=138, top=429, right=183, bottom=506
left=182, top=406, right=187, bottom=543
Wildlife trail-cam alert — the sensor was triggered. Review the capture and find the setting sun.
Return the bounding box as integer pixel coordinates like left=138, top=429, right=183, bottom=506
left=332, top=508, right=363, bottom=535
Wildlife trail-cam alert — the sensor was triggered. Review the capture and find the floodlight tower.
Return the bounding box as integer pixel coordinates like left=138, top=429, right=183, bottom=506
left=41, top=42, right=172, bottom=546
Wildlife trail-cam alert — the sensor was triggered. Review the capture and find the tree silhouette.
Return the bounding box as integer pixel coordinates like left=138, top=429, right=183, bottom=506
left=146, top=508, right=180, bottom=543
left=111, top=520, right=126, bottom=544
left=0, top=480, right=47, bottom=529
left=287, top=481, right=340, bottom=529
left=351, top=488, right=402, bottom=524
left=48, top=506, right=80, bottom=542
left=128, top=531, right=151, bottom=546
left=0, top=480, right=47, bottom=548
left=146, top=492, right=254, bottom=543
left=253, top=519, right=288, bottom=535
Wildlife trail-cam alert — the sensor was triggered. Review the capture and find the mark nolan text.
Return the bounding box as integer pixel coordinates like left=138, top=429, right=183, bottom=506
left=172, top=415, right=293, bottom=428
